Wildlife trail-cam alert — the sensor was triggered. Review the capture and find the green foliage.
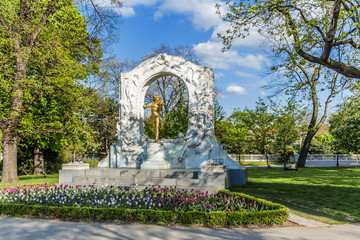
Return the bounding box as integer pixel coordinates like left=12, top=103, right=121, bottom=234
left=230, top=99, right=275, bottom=155
left=214, top=99, right=247, bottom=154
left=273, top=101, right=301, bottom=162
left=277, top=145, right=296, bottom=163
left=160, top=101, right=189, bottom=139
left=17, top=146, right=67, bottom=175
left=0, top=0, right=103, bottom=181
left=215, top=120, right=247, bottom=154
left=145, top=101, right=189, bottom=140
left=63, top=116, right=97, bottom=162
left=330, top=96, right=360, bottom=153
left=82, top=159, right=99, bottom=168
left=86, top=95, right=118, bottom=157
left=308, top=132, right=334, bottom=154
left=0, top=191, right=287, bottom=226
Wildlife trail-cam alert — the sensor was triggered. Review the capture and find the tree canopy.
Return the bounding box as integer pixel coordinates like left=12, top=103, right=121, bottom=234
left=217, top=0, right=360, bottom=79
left=330, top=94, right=360, bottom=153
left=0, top=0, right=102, bottom=183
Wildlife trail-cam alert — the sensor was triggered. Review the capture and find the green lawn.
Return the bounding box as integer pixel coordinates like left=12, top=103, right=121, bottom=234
left=230, top=167, right=360, bottom=224
left=0, top=174, right=59, bottom=189
left=239, top=161, right=283, bottom=166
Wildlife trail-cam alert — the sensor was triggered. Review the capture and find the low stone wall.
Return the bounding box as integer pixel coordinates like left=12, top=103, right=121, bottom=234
left=59, top=164, right=248, bottom=193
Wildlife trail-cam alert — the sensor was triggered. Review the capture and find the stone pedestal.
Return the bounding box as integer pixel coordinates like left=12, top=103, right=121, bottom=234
left=61, top=163, right=90, bottom=170
left=59, top=163, right=90, bottom=184
left=141, top=143, right=170, bottom=169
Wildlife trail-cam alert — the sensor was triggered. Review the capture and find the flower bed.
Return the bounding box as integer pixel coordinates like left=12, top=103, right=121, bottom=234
left=0, top=183, right=288, bottom=226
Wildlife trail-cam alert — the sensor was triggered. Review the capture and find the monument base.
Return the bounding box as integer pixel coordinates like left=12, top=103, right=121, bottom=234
left=58, top=167, right=247, bottom=193
left=141, top=142, right=170, bottom=169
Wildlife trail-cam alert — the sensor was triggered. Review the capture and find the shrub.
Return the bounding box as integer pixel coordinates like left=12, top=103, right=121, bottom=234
left=0, top=184, right=288, bottom=227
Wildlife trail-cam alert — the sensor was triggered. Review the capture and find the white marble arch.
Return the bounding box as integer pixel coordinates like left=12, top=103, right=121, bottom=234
left=120, top=54, right=214, bottom=137
left=98, top=54, right=240, bottom=169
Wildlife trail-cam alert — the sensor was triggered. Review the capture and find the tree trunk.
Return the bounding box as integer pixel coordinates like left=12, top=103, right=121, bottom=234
left=283, top=144, right=287, bottom=169
left=262, top=145, right=271, bottom=168
left=297, top=131, right=315, bottom=168
left=1, top=131, right=19, bottom=184
left=33, top=146, right=45, bottom=175
left=264, top=153, right=271, bottom=168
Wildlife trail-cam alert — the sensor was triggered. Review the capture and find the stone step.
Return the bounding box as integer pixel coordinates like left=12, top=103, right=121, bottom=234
left=72, top=176, right=204, bottom=187
left=84, top=168, right=199, bottom=179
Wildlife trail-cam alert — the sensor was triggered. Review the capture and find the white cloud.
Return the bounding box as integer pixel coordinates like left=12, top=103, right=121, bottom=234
left=211, top=22, right=266, bottom=49
left=260, top=91, right=266, bottom=96
left=120, top=7, right=136, bottom=17
left=123, top=0, right=159, bottom=7
left=226, top=85, right=248, bottom=95
left=118, top=0, right=160, bottom=17
left=215, top=72, right=224, bottom=78
left=194, top=41, right=268, bottom=70
left=154, top=0, right=222, bottom=31
left=257, top=81, right=267, bottom=87
left=235, top=71, right=254, bottom=77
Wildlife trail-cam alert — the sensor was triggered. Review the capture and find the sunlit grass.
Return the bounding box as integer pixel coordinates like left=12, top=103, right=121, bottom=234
left=240, top=161, right=282, bottom=166
left=0, top=174, right=58, bottom=189
left=230, top=167, right=360, bottom=224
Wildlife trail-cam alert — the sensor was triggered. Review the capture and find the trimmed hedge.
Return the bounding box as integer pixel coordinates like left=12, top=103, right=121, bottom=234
left=0, top=190, right=288, bottom=227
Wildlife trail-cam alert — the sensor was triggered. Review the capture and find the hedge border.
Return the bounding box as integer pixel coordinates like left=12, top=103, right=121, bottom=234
left=0, top=190, right=288, bottom=227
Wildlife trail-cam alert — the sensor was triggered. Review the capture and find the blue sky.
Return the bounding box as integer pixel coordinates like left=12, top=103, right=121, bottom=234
left=96, top=0, right=277, bottom=115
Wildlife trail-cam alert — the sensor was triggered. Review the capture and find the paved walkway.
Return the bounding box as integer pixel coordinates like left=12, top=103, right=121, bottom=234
left=0, top=217, right=359, bottom=240
left=288, top=213, right=329, bottom=227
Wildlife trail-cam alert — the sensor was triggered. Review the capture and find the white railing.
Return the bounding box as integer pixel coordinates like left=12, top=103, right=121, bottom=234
left=229, top=154, right=279, bottom=162
left=229, top=154, right=360, bottom=162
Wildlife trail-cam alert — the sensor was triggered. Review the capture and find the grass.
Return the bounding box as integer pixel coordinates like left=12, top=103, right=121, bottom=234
left=0, top=174, right=59, bottom=188
left=230, top=167, right=360, bottom=224
left=239, top=161, right=283, bottom=166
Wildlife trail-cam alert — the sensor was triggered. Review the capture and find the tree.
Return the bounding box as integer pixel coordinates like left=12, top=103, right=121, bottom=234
left=330, top=94, right=360, bottom=153
left=217, top=0, right=360, bottom=79
left=272, top=59, right=351, bottom=167
left=215, top=119, right=248, bottom=155
left=77, top=0, right=123, bottom=51
left=273, top=102, right=301, bottom=168
left=95, top=59, right=136, bottom=99
left=0, top=0, right=102, bottom=183
left=18, top=89, right=81, bottom=175
left=308, top=132, right=334, bottom=154
left=84, top=89, right=119, bottom=157
left=230, top=99, right=275, bottom=167
left=217, top=1, right=356, bottom=167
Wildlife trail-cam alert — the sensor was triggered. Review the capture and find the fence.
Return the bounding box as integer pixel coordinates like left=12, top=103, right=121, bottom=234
left=229, top=154, right=360, bottom=162
left=229, top=154, right=279, bottom=162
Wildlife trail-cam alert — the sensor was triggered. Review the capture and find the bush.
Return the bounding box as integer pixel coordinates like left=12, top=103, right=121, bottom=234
left=0, top=186, right=288, bottom=227
left=277, top=145, right=296, bottom=163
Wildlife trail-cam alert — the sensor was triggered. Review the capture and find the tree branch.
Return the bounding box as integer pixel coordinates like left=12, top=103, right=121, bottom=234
left=30, top=0, right=57, bottom=46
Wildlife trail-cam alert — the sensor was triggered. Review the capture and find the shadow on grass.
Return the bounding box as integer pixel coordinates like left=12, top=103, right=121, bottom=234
left=230, top=182, right=360, bottom=223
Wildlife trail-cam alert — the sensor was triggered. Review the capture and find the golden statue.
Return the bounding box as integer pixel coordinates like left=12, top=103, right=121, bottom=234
left=143, top=94, right=165, bottom=143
